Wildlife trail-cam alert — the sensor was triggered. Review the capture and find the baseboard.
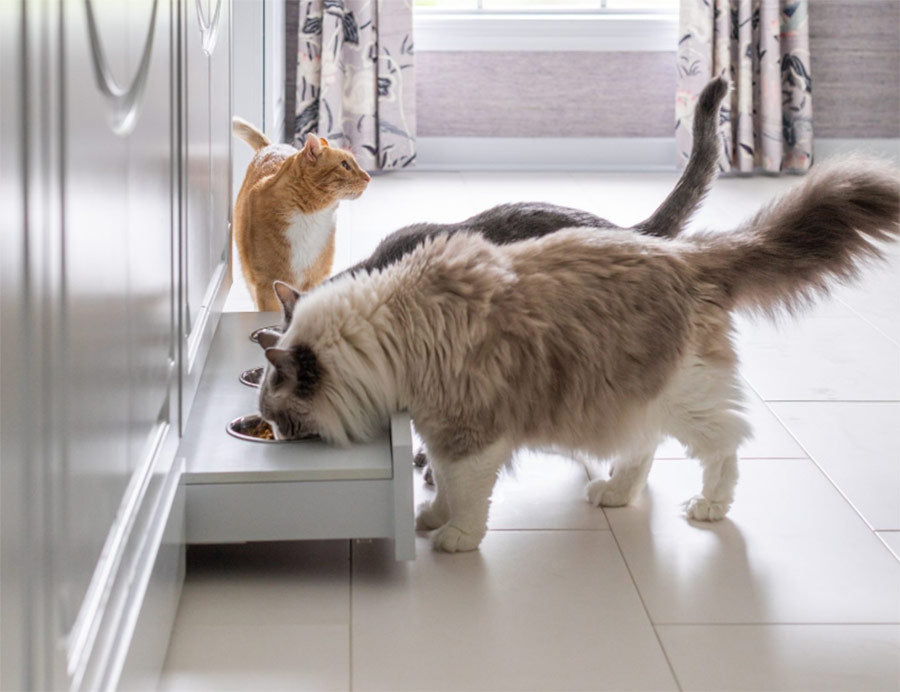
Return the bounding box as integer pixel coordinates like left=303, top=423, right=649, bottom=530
left=414, top=136, right=900, bottom=172
left=415, top=136, right=678, bottom=171
left=116, top=468, right=185, bottom=691
left=814, top=138, right=900, bottom=164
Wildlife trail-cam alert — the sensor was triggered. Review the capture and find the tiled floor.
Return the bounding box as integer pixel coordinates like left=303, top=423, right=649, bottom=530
left=163, top=169, right=900, bottom=691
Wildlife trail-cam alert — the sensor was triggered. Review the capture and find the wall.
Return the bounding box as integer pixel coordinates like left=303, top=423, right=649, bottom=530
left=416, top=1, right=900, bottom=140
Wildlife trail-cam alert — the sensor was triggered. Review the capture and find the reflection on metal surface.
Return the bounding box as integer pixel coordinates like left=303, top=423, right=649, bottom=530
left=239, top=366, right=264, bottom=388
left=196, top=0, right=222, bottom=56
left=84, top=0, right=159, bottom=136
left=248, top=325, right=281, bottom=343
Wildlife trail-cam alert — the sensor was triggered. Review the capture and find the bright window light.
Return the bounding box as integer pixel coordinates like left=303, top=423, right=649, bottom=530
left=415, top=0, right=678, bottom=11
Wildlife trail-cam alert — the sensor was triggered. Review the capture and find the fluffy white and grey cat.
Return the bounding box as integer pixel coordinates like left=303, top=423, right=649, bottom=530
left=257, top=156, right=899, bottom=553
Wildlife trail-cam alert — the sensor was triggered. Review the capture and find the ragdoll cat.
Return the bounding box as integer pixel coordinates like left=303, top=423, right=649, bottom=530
left=256, top=155, right=899, bottom=553
left=266, top=77, right=730, bottom=331
left=232, top=117, right=371, bottom=311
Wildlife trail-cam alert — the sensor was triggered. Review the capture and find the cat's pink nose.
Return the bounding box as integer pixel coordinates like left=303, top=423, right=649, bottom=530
left=362, top=171, right=371, bottom=183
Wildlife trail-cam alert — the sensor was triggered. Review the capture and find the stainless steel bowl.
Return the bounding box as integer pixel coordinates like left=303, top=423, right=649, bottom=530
left=239, top=366, right=264, bottom=388
left=226, top=414, right=280, bottom=443
left=226, top=414, right=320, bottom=443
left=249, top=325, right=281, bottom=343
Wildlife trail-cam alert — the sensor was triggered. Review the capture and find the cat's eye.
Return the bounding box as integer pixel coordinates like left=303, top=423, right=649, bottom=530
left=341, top=160, right=351, bottom=171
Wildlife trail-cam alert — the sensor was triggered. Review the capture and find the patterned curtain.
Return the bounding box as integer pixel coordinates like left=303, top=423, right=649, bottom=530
left=294, top=0, right=416, bottom=171
left=677, top=0, right=813, bottom=174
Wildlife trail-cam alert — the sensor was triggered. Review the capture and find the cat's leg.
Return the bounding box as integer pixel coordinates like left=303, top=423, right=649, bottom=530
left=666, top=363, right=751, bottom=521
left=418, top=440, right=511, bottom=553
left=585, top=449, right=655, bottom=508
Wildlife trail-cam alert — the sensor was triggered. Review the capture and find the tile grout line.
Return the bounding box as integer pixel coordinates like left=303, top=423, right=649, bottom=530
left=757, top=399, right=891, bottom=538
left=602, top=506, right=684, bottom=692
left=653, top=621, right=900, bottom=627
left=348, top=539, right=354, bottom=692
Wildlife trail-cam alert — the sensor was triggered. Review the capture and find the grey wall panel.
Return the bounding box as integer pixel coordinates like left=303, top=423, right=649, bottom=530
left=416, top=51, right=675, bottom=138
left=809, top=0, right=900, bottom=138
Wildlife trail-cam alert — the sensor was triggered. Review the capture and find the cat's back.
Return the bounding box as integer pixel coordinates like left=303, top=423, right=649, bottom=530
left=242, top=143, right=298, bottom=188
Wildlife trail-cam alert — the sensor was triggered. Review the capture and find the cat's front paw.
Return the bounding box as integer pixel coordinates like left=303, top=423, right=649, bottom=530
left=585, top=479, right=630, bottom=508
left=685, top=495, right=730, bottom=521
left=415, top=501, right=447, bottom=531
left=431, top=524, right=484, bottom=553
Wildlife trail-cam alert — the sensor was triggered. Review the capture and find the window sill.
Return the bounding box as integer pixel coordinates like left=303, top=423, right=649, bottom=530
left=413, top=12, right=678, bottom=52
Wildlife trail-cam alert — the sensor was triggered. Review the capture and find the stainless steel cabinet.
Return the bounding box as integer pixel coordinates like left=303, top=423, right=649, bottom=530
left=181, top=0, right=232, bottom=428
left=1, top=1, right=232, bottom=688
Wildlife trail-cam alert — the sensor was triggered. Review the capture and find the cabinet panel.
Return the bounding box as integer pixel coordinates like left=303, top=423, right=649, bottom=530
left=59, top=0, right=175, bottom=663
left=183, top=0, right=213, bottom=341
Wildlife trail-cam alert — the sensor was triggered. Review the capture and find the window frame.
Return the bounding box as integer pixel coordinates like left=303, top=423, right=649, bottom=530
left=413, top=4, right=679, bottom=53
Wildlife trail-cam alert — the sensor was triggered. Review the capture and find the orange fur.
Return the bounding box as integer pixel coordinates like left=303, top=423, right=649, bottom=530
left=232, top=118, right=370, bottom=310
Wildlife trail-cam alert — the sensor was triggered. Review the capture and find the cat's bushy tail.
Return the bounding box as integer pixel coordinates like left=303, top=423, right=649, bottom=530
left=692, top=156, right=900, bottom=316
left=232, top=116, right=270, bottom=151
left=632, top=76, right=729, bottom=239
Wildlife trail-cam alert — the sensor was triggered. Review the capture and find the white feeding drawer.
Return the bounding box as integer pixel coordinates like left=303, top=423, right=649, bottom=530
left=179, top=312, right=415, bottom=560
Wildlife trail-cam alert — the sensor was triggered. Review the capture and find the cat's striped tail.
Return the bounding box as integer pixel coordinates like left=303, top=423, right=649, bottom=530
left=692, top=155, right=900, bottom=316
left=232, top=116, right=270, bottom=151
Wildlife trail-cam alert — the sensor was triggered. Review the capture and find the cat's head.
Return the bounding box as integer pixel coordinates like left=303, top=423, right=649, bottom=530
left=257, top=338, right=327, bottom=442
left=291, top=133, right=371, bottom=201
left=257, top=279, right=394, bottom=445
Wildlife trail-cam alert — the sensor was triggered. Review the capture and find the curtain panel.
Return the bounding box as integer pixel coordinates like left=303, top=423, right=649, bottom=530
left=294, top=0, right=416, bottom=171
left=677, top=0, right=813, bottom=174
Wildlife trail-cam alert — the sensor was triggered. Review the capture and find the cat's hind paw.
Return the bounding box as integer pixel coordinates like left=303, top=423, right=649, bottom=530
left=431, top=524, right=484, bottom=553
left=585, top=479, right=630, bottom=508
left=684, top=495, right=730, bottom=521
left=415, top=501, right=447, bottom=531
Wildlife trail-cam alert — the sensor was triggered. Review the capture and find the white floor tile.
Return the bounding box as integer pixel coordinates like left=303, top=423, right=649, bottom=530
left=769, top=402, right=900, bottom=530
left=160, top=541, right=351, bottom=691
left=350, top=532, right=677, bottom=691
left=604, top=459, right=900, bottom=624
left=878, top=532, right=900, bottom=561
left=835, top=244, right=900, bottom=345
left=414, top=449, right=609, bottom=531
left=735, top=307, right=900, bottom=401
left=161, top=624, right=349, bottom=692
left=657, top=624, right=900, bottom=692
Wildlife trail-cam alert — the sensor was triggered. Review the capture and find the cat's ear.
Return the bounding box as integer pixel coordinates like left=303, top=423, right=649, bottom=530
left=255, top=328, right=281, bottom=350
left=264, top=347, right=294, bottom=374
left=273, top=280, right=303, bottom=323
left=303, top=133, right=324, bottom=162
left=319, top=137, right=329, bottom=148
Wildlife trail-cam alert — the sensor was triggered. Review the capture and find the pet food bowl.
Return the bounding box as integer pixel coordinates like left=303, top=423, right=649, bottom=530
left=227, top=414, right=280, bottom=443
left=239, top=366, right=264, bottom=388
left=249, top=325, right=281, bottom=343
left=226, top=414, right=320, bottom=443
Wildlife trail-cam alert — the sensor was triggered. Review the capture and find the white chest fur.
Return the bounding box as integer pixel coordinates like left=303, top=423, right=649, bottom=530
left=284, top=206, right=337, bottom=282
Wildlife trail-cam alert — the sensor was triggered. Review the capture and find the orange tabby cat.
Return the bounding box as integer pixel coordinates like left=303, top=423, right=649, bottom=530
left=232, top=117, right=371, bottom=311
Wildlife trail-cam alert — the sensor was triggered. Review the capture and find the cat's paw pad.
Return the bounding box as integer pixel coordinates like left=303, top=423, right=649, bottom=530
left=585, top=479, right=630, bottom=507
left=431, top=524, right=484, bottom=553
left=413, top=450, right=429, bottom=468
left=415, top=501, right=447, bottom=531
left=685, top=495, right=730, bottom=521
left=423, top=464, right=434, bottom=486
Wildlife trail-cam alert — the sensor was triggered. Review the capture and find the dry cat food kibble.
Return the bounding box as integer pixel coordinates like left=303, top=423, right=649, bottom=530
left=245, top=419, right=274, bottom=440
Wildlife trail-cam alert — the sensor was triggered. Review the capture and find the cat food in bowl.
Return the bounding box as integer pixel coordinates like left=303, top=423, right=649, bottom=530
left=249, top=325, right=281, bottom=343
left=227, top=414, right=321, bottom=443
left=227, top=414, right=277, bottom=442
left=239, top=366, right=264, bottom=388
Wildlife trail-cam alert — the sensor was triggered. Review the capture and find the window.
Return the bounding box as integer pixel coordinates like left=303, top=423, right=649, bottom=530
left=415, top=1, right=678, bottom=12
left=413, top=0, right=679, bottom=52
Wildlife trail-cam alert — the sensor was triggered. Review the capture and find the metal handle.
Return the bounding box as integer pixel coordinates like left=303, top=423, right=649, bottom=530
left=196, top=0, right=222, bottom=56
left=84, top=0, right=159, bottom=136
